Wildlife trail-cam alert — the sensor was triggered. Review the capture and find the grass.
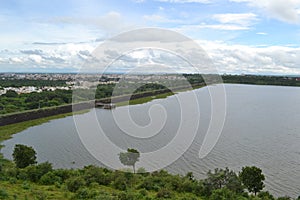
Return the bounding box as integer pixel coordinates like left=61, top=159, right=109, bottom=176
left=116, top=92, right=175, bottom=107
left=116, top=84, right=205, bottom=107
left=0, top=181, right=71, bottom=200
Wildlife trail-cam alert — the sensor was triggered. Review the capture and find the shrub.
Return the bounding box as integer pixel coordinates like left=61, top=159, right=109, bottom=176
left=25, top=162, right=53, bottom=182
left=209, top=188, right=236, bottom=200
left=0, top=189, right=8, bottom=199
left=156, top=188, right=173, bottom=199
left=83, top=165, right=112, bottom=186
left=40, top=171, right=62, bottom=185
left=66, top=177, right=86, bottom=192
left=258, top=191, right=275, bottom=200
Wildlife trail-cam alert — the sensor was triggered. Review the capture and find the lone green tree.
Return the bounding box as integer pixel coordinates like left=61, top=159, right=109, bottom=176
left=12, top=144, right=37, bottom=168
left=239, top=166, right=265, bottom=195
left=119, top=148, right=140, bottom=173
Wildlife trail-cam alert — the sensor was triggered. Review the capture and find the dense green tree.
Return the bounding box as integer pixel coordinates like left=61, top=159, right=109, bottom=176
left=12, top=144, right=37, bottom=168
left=25, top=162, right=52, bottom=182
left=83, top=165, right=112, bottom=186
left=0, top=188, right=9, bottom=199
left=209, top=188, right=237, bottom=200
left=119, top=148, right=140, bottom=173
left=203, top=167, right=243, bottom=195
left=4, top=90, right=18, bottom=98
left=66, top=177, right=86, bottom=192
left=239, top=166, right=265, bottom=195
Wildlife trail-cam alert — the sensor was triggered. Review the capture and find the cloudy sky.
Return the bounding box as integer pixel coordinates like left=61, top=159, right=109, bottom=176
left=0, top=0, right=300, bottom=74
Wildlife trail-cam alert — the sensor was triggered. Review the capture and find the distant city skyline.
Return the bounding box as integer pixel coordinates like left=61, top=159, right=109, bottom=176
left=0, top=0, right=300, bottom=75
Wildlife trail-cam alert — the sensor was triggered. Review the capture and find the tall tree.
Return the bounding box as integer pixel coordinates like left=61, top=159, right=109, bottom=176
left=119, top=148, right=140, bottom=173
left=12, top=144, right=37, bottom=168
left=203, top=167, right=243, bottom=195
left=239, top=166, right=265, bottom=195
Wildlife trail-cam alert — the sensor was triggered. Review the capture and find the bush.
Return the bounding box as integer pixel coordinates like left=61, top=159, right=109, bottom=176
left=31, top=190, right=47, bottom=200
left=40, top=171, right=62, bottom=185
left=72, top=187, right=98, bottom=200
left=25, top=162, right=53, bottom=182
left=83, top=165, right=112, bottom=186
left=209, top=188, right=237, bottom=200
left=22, top=181, right=31, bottom=190
left=118, top=191, right=143, bottom=200
left=0, top=189, right=8, bottom=199
left=156, top=188, right=173, bottom=199
left=52, top=169, right=73, bottom=182
left=66, top=177, right=86, bottom=192
left=258, top=191, right=275, bottom=200
left=112, top=175, right=127, bottom=191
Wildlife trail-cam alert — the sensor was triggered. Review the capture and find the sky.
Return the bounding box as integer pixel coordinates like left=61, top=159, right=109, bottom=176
left=0, top=0, right=300, bottom=74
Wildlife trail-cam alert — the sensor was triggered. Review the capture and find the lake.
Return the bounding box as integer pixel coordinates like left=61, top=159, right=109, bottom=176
left=2, top=84, right=300, bottom=197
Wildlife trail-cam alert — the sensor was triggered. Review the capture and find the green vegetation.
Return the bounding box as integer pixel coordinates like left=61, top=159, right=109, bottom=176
left=13, top=144, right=37, bottom=168
left=2, top=74, right=300, bottom=115
left=119, top=148, right=140, bottom=173
left=221, top=75, right=300, bottom=87
left=0, top=145, right=299, bottom=199
left=116, top=92, right=175, bottom=106
left=239, top=166, right=265, bottom=195
left=0, top=89, right=73, bottom=114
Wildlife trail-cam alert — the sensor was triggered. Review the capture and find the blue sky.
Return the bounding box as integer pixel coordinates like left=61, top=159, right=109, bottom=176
left=0, top=0, right=300, bottom=74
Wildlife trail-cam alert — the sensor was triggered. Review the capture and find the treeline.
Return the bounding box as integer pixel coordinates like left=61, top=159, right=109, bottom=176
left=0, top=90, right=73, bottom=114
left=0, top=145, right=299, bottom=200
left=2, top=74, right=300, bottom=115
left=183, top=74, right=300, bottom=87
left=0, top=83, right=171, bottom=115
left=222, top=75, right=300, bottom=86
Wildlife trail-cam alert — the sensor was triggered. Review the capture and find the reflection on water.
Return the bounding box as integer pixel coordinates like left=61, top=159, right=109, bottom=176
left=2, top=84, right=300, bottom=197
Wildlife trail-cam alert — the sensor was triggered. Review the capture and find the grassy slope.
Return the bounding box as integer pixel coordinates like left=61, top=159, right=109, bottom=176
left=0, top=181, right=71, bottom=200
left=116, top=92, right=175, bottom=107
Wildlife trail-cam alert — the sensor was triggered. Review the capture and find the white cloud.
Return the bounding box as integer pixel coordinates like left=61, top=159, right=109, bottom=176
left=1, top=37, right=300, bottom=75
left=230, top=0, right=300, bottom=24
left=256, top=32, right=268, bottom=35
left=9, top=57, right=23, bottom=63
left=133, top=0, right=211, bottom=3
left=172, top=13, right=258, bottom=32
left=0, top=42, right=97, bottom=72
left=156, top=0, right=211, bottom=3
left=200, top=24, right=250, bottom=30
left=29, top=55, right=42, bottom=63
left=178, top=23, right=251, bottom=31
left=212, top=13, right=258, bottom=26
left=143, top=14, right=183, bottom=23
left=197, top=40, right=300, bottom=74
